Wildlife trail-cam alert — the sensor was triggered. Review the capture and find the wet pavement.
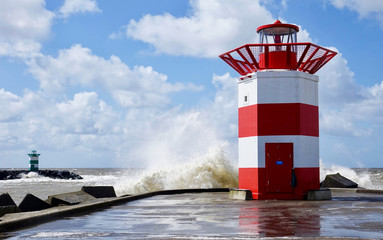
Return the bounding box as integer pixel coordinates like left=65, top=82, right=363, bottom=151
left=2, top=191, right=383, bottom=239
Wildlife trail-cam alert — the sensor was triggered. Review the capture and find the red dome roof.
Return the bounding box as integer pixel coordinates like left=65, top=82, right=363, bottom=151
left=257, top=20, right=299, bottom=33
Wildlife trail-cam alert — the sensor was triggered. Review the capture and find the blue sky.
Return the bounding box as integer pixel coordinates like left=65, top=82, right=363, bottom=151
left=1, top=0, right=383, bottom=168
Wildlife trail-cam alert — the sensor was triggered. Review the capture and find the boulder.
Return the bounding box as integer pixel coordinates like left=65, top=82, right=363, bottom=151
left=0, top=205, right=19, bottom=217
left=81, top=186, right=117, bottom=198
left=0, top=193, right=19, bottom=217
left=18, top=194, right=51, bottom=212
left=0, top=193, right=16, bottom=206
left=46, top=191, right=96, bottom=206
left=70, top=172, right=83, bottom=180
left=0, top=170, right=83, bottom=180
left=321, top=173, right=358, bottom=188
left=0, top=171, right=7, bottom=180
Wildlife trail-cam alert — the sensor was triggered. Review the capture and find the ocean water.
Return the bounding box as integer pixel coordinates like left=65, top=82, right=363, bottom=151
left=1, top=151, right=383, bottom=205
left=0, top=147, right=239, bottom=204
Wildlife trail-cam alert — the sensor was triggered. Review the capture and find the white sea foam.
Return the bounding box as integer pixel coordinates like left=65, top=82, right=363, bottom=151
left=30, top=231, right=110, bottom=238
left=114, top=144, right=238, bottom=195
left=17, top=171, right=42, bottom=179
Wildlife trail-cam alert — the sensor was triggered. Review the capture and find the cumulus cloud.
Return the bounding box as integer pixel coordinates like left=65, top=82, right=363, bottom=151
left=59, top=0, right=101, bottom=18
left=0, top=89, right=121, bottom=152
left=54, top=92, right=120, bottom=135
left=320, top=110, right=372, bottom=137
left=329, top=0, right=383, bottom=27
left=122, top=0, right=315, bottom=58
left=27, top=44, right=202, bottom=107
left=0, top=89, right=24, bottom=122
left=317, top=48, right=383, bottom=137
left=0, top=0, right=54, bottom=58
left=317, top=49, right=364, bottom=107
left=124, top=0, right=273, bottom=57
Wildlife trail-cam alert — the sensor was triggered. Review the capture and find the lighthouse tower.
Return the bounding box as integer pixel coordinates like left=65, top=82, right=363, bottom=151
left=28, top=150, right=40, bottom=171
left=220, top=20, right=337, bottom=200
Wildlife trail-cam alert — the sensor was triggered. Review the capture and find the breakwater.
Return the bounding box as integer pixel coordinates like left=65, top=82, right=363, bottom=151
left=0, top=170, right=83, bottom=180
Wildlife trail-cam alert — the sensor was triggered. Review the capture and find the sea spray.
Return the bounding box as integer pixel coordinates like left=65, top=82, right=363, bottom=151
left=114, top=145, right=238, bottom=195
left=17, top=172, right=41, bottom=179
left=320, top=159, right=375, bottom=189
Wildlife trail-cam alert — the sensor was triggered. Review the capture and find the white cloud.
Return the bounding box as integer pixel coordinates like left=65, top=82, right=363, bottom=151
left=320, top=110, right=372, bottom=137
left=317, top=48, right=383, bottom=137
left=344, top=81, right=383, bottom=124
left=0, top=0, right=54, bottom=57
left=27, top=44, right=202, bottom=107
left=0, top=89, right=24, bottom=122
left=317, top=49, right=364, bottom=107
left=329, top=0, right=383, bottom=27
left=0, top=89, right=121, bottom=153
left=54, top=92, right=120, bottom=135
left=125, top=0, right=273, bottom=57
left=59, top=0, right=101, bottom=18
left=330, top=0, right=383, bottom=17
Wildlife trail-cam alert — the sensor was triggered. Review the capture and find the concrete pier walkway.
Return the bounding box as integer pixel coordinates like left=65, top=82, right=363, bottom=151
left=1, top=189, right=383, bottom=239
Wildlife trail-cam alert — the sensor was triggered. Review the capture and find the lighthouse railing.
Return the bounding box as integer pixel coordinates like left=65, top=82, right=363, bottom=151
left=219, top=43, right=337, bottom=76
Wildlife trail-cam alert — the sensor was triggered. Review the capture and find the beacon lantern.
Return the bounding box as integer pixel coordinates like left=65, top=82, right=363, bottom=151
left=220, top=20, right=337, bottom=200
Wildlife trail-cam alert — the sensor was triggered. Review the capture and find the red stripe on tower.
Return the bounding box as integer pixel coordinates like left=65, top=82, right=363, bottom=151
left=238, top=103, right=319, bottom=138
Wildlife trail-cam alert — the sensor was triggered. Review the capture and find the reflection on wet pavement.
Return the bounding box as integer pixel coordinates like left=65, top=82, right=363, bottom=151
left=3, top=192, right=383, bottom=239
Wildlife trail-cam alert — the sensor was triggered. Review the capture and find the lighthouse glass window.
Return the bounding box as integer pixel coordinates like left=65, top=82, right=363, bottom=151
left=258, top=28, right=297, bottom=44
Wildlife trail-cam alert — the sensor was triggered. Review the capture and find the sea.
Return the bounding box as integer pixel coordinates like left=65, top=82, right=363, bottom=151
left=1, top=154, right=383, bottom=205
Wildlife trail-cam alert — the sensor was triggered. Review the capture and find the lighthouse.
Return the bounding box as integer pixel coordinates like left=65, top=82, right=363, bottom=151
left=220, top=20, right=337, bottom=200
left=28, top=150, right=40, bottom=171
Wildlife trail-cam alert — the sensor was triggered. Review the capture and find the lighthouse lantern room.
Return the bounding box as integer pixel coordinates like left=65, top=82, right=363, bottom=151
left=219, top=20, right=337, bottom=200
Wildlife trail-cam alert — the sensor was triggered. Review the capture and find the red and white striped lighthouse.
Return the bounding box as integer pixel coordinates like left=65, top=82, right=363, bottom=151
left=220, top=20, right=337, bottom=200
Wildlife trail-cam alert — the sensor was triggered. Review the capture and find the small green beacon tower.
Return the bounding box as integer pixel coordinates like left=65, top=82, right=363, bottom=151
left=28, top=150, right=40, bottom=171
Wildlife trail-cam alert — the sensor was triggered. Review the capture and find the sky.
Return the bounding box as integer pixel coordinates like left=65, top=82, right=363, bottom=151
left=1, top=0, right=383, bottom=169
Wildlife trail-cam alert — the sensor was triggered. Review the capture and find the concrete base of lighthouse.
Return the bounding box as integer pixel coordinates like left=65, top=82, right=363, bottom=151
left=238, top=71, right=320, bottom=200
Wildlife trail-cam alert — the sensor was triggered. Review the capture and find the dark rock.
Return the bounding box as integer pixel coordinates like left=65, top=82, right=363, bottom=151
left=321, top=173, right=358, bottom=188
left=70, top=172, right=83, bottom=180
left=0, top=193, right=16, bottom=206
left=0, top=193, right=19, bottom=217
left=18, top=193, right=51, bottom=212
left=59, top=170, right=70, bottom=179
left=0, top=171, right=7, bottom=180
left=0, top=205, right=19, bottom=217
left=56, top=172, right=64, bottom=179
left=81, top=186, right=117, bottom=198
left=0, top=170, right=83, bottom=180
left=46, top=191, right=96, bottom=207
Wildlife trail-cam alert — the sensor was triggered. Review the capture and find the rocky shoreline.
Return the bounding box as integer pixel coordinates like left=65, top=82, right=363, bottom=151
left=0, top=170, right=83, bottom=180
